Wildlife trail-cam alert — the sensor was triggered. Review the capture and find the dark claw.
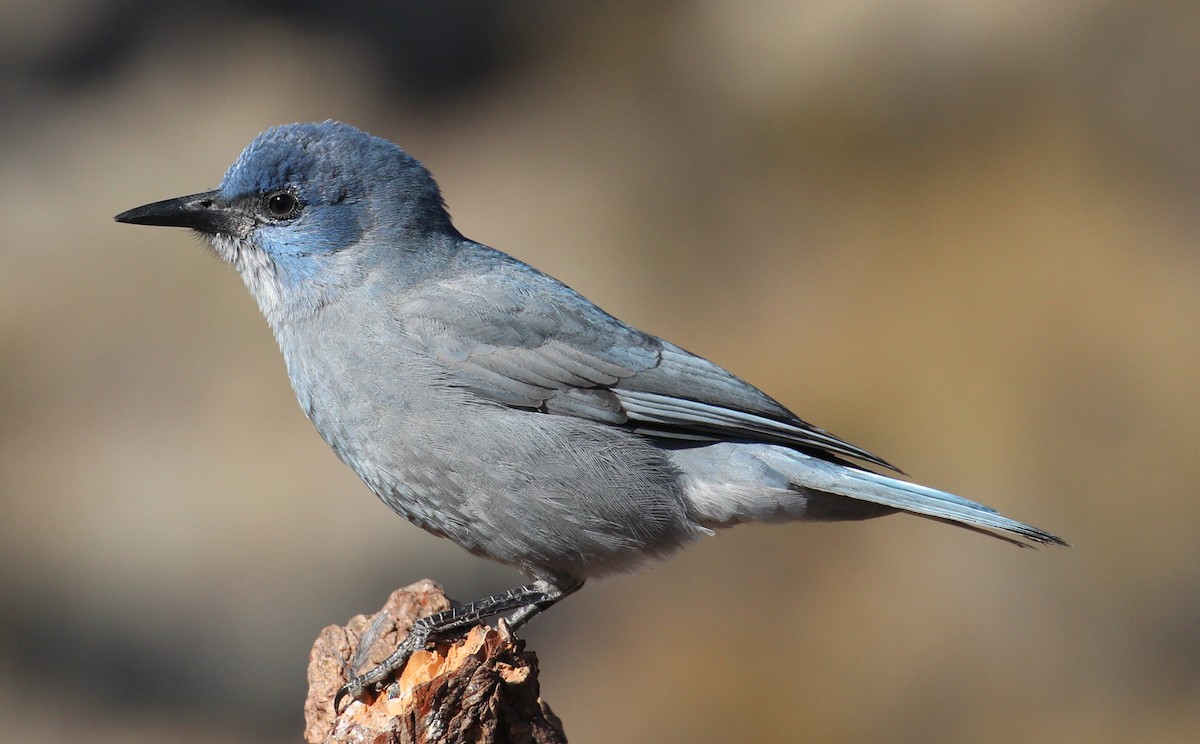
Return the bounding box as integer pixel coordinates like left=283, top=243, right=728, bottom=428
left=332, top=684, right=351, bottom=715
left=333, top=675, right=377, bottom=714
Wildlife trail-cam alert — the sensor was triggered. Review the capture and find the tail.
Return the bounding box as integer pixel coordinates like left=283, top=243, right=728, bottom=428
left=781, top=453, right=1068, bottom=548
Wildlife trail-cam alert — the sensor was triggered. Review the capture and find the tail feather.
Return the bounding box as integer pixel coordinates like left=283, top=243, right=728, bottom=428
left=786, top=455, right=1068, bottom=548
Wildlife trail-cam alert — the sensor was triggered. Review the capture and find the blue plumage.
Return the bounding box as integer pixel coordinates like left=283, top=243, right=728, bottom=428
left=116, top=121, right=1065, bottom=706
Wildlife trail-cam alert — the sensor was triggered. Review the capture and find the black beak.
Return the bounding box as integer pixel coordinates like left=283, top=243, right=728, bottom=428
left=115, top=190, right=235, bottom=233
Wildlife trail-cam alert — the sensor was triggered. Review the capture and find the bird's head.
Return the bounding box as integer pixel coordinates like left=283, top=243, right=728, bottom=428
left=115, top=121, right=455, bottom=321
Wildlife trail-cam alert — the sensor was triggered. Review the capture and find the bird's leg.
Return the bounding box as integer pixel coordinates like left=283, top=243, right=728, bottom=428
left=504, top=577, right=582, bottom=631
left=334, top=577, right=582, bottom=711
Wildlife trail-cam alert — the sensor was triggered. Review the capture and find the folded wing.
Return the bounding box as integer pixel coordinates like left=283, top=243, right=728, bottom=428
left=399, top=259, right=897, bottom=471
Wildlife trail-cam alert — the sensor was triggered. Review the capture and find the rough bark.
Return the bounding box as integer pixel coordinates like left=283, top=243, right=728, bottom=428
left=305, top=579, right=567, bottom=744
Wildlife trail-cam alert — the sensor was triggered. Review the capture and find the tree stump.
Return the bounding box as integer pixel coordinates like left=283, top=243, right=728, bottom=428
left=305, top=579, right=567, bottom=744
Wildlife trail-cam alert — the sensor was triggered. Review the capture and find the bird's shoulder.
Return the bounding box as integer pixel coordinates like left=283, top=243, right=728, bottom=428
left=391, top=243, right=660, bottom=407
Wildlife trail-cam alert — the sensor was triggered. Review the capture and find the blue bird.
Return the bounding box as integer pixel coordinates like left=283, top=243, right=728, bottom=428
left=115, top=121, right=1065, bottom=707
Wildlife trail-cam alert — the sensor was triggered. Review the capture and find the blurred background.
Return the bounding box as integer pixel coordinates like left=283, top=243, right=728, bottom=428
left=2, top=1, right=1198, bottom=741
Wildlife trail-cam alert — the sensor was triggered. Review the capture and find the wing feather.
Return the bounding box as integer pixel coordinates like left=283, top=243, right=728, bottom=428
left=400, top=254, right=897, bottom=471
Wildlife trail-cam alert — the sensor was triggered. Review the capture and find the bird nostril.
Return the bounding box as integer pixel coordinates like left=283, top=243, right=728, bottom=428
left=199, top=199, right=213, bottom=208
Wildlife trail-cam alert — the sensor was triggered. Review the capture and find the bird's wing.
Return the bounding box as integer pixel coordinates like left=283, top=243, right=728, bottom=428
left=399, top=260, right=897, bottom=471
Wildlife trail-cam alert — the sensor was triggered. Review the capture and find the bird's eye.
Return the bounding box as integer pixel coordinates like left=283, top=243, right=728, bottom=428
left=263, top=191, right=301, bottom=220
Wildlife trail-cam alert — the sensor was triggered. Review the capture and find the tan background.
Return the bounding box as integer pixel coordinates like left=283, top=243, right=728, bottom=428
left=2, top=2, right=1197, bottom=741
